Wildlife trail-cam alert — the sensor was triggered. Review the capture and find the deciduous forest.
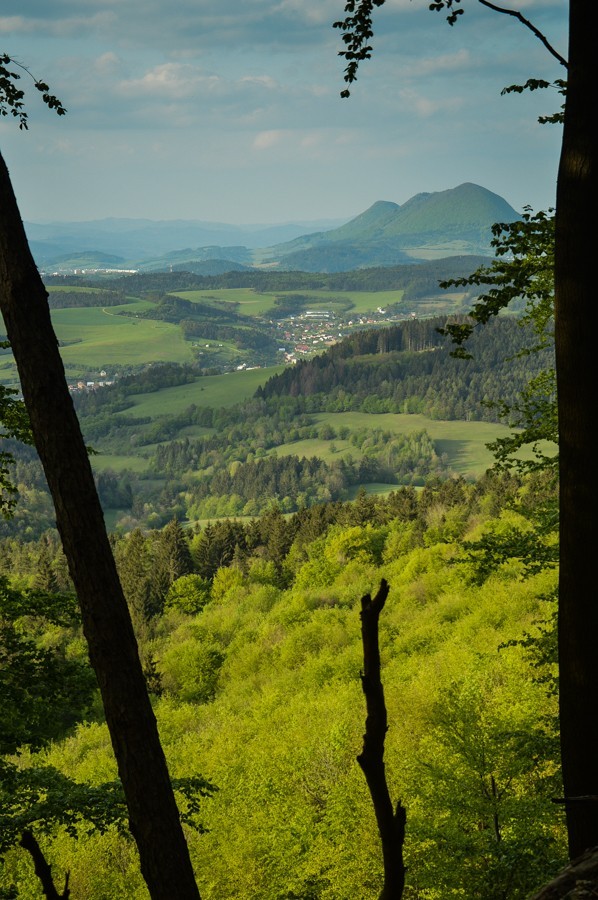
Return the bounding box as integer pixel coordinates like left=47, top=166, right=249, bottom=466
left=1, top=473, right=564, bottom=898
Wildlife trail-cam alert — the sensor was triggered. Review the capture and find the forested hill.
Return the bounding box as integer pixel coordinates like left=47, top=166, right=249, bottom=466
left=48, top=255, right=491, bottom=299
left=257, top=315, right=554, bottom=421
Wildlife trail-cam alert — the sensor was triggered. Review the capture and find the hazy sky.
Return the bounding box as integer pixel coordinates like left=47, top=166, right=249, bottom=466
left=0, top=0, right=567, bottom=225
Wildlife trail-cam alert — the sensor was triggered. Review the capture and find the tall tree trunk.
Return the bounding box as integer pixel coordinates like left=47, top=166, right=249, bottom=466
left=554, top=0, right=598, bottom=861
left=0, top=151, right=201, bottom=899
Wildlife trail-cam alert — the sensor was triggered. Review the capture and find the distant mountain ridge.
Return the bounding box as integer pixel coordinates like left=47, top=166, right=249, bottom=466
left=260, top=183, right=519, bottom=271
left=26, top=217, right=349, bottom=267
left=28, top=183, right=520, bottom=274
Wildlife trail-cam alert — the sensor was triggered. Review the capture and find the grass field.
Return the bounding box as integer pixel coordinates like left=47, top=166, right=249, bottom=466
left=91, top=453, right=152, bottom=473
left=0, top=284, right=462, bottom=388
left=2, top=283, right=547, bottom=492
left=1, top=298, right=180, bottom=384
left=93, top=410, right=517, bottom=481
left=99, top=368, right=551, bottom=480
left=172, top=288, right=407, bottom=318
left=270, top=412, right=512, bottom=477
left=171, top=289, right=280, bottom=316
left=119, top=365, right=285, bottom=418
left=50, top=306, right=194, bottom=372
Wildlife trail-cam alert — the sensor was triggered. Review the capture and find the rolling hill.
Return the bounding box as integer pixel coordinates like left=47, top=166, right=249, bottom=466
left=26, top=183, right=520, bottom=275
left=259, top=183, right=520, bottom=271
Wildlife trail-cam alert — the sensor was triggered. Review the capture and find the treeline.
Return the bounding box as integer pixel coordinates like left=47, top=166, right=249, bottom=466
left=73, top=363, right=200, bottom=416
left=135, top=294, right=241, bottom=324
left=149, top=417, right=446, bottom=521
left=180, top=319, right=280, bottom=352
left=0, top=469, right=526, bottom=597
left=47, top=289, right=127, bottom=309
left=0, top=411, right=449, bottom=538
left=183, top=435, right=446, bottom=520
left=0, top=313, right=554, bottom=537
left=46, top=255, right=491, bottom=299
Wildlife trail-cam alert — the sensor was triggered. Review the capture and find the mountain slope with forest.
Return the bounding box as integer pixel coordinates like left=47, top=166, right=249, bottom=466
left=260, top=183, right=520, bottom=271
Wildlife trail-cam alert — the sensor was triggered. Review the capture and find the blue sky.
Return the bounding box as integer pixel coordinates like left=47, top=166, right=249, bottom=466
left=0, top=0, right=567, bottom=225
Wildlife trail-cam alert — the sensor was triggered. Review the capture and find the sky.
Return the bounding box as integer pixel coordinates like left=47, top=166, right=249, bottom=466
left=0, top=0, right=568, bottom=226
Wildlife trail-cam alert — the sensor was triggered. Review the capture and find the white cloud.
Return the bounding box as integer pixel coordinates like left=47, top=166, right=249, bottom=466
left=93, top=51, right=123, bottom=76
left=407, top=48, right=471, bottom=78
left=0, top=16, right=33, bottom=34
left=0, top=10, right=117, bottom=37
left=253, top=129, right=285, bottom=150
left=239, top=75, right=277, bottom=90
left=0, top=0, right=566, bottom=222
left=118, top=64, right=221, bottom=99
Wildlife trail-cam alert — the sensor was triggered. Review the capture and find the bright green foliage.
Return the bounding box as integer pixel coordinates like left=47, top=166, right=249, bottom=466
left=157, top=638, right=224, bottom=704
left=0, top=756, right=213, bottom=895
left=0, top=577, right=95, bottom=754
left=165, top=574, right=212, bottom=615
left=0, top=479, right=565, bottom=897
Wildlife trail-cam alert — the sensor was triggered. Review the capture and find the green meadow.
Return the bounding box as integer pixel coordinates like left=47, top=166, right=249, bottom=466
left=0, top=284, right=460, bottom=385
left=119, top=365, right=285, bottom=418
left=171, top=288, right=280, bottom=316
left=99, top=366, right=529, bottom=480
left=172, top=288, right=407, bottom=317
left=50, top=306, right=195, bottom=372
left=90, top=453, right=152, bottom=474
left=75, top=352, right=554, bottom=482
left=272, top=412, right=514, bottom=477
left=90, top=415, right=510, bottom=487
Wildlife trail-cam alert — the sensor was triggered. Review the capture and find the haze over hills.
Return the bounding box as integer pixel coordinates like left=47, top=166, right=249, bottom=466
left=28, top=183, right=520, bottom=275
left=25, top=217, right=349, bottom=267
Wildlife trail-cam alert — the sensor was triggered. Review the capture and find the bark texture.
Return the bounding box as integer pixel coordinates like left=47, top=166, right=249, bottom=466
left=554, top=0, right=598, bottom=861
left=357, top=579, right=406, bottom=899
left=530, top=845, right=598, bottom=899
left=0, top=151, right=200, bottom=899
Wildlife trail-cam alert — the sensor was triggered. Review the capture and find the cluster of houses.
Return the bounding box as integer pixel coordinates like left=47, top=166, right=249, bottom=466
left=276, top=308, right=397, bottom=365
left=67, top=370, right=115, bottom=393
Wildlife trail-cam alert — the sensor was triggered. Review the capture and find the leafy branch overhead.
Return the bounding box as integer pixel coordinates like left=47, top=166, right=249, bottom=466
left=437, top=209, right=555, bottom=357
left=0, top=54, right=65, bottom=514
left=333, top=0, right=567, bottom=96
left=0, top=53, right=66, bottom=129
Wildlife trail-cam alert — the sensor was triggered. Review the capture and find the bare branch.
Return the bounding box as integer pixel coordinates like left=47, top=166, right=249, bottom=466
left=357, top=578, right=407, bottom=899
left=476, top=0, right=567, bottom=68
left=20, top=830, right=70, bottom=900
left=333, top=0, right=567, bottom=97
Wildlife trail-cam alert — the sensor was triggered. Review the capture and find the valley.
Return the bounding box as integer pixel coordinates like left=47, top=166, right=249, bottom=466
left=0, top=175, right=568, bottom=900
left=0, top=259, right=554, bottom=538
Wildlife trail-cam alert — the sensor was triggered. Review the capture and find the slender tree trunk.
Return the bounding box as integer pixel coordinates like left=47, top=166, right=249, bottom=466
left=554, top=0, right=598, bottom=861
left=0, top=151, right=201, bottom=899
left=357, top=579, right=406, bottom=899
